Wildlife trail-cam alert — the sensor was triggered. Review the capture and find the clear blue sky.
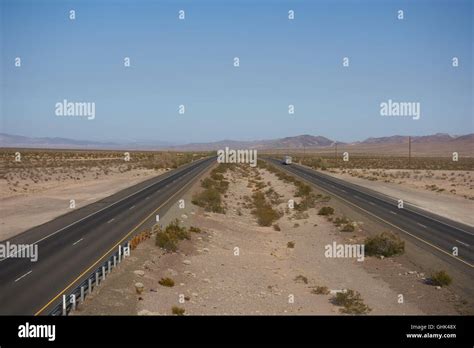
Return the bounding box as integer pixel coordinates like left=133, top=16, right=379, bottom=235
left=1, top=0, right=472, bottom=143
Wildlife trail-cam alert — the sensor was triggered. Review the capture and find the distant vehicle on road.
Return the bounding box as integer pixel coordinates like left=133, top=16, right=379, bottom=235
left=283, top=156, right=292, bottom=165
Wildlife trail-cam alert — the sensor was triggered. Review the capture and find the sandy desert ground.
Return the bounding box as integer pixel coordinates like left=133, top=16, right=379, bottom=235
left=322, top=168, right=474, bottom=226
left=0, top=149, right=204, bottom=240
left=75, top=163, right=468, bottom=316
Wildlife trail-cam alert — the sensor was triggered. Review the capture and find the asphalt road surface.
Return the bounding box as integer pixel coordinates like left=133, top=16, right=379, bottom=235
left=266, top=158, right=474, bottom=272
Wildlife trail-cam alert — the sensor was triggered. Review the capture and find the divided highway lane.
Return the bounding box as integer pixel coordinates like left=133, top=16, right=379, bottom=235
left=0, top=157, right=215, bottom=315
left=266, top=158, right=474, bottom=269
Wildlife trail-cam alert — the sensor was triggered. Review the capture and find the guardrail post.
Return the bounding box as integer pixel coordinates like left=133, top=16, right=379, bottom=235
left=108, top=260, right=111, bottom=273
left=88, top=278, right=92, bottom=295
left=102, top=266, right=106, bottom=281
left=95, top=272, right=99, bottom=287
left=70, top=294, right=76, bottom=311
left=113, top=255, right=117, bottom=267
left=80, top=286, right=85, bottom=302
left=62, top=295, right=67, bottom=316
left=118, top=246, right=122, bottom=263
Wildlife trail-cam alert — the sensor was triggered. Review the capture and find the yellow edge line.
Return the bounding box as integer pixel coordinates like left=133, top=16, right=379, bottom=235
left=35, top=160, right=213, bottom=315
left=268, top=159, right=474, bottom=268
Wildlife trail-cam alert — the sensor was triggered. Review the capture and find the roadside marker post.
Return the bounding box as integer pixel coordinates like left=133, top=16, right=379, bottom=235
left=70, top=294, right=76, bottom=311
left=62, top=295, right=67, bottom=315
left=95, top=272, right=99, bottom=287
left=88, top=278, right=92, bottom=295
left=80, top=286, right=85, bottom=302
left=102, top=266, right=106, bottom=281
left=108, top=260, right=111, bottom=273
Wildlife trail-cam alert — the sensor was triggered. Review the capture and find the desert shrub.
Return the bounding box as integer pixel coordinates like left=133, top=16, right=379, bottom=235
left=341, top=223, right=355, bottom=232
left=294, top=275, right=308, bottom=284
left=295, top=193, right=318, bottom=212
left=171, top=306, right=185, bottom=315
left=273, top=224, right=281, bottom=231
left=251, top=192, right=281, bottom=226
left=155, top=219, right=190, bottom=252
left=155, top=231, right=178, bottom=252
left=192, top=188, right=225, bottom=213
left=332, top=290, right=371, bottom=314
left=295, top=182, right=312, bottom=197
left=364, top=232, right=405, bottom=257
left=159, top=277, right=175, bottom=287
left=318, top=206, right=335, bottom=216
left=287, top=241, right=295, bottom=248
left=333, top=216, right=349, bottom=226
left=191, top=164, right=229, bottom=213
left=311, top=286, right=330, bottom=295
left=430, top=270, right=452, bottom=287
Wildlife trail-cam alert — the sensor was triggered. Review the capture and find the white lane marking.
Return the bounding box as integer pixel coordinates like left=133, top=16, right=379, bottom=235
left=0, top=158, right=211, bottom=263
left=145, top=196, right=150, bottom=200
left=129, top=205, right=135, bottom=210
left=456, top=239, right=470, bottom=247
left=390, top=211, right=397, bottom=215
left=417, top=223, right=427, bottom=228
left=72, top=238, right=83, bottom=246
left=340, top=189, right=346, bottom=193
left=107, top=218, right=115, bottom=224
left=368, top=201, right=375, bottom=206
left=15, top=270, right=32, bottom=283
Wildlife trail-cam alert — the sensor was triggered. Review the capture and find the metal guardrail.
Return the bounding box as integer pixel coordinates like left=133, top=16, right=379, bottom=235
left=49, top=241, right=131, bottom=316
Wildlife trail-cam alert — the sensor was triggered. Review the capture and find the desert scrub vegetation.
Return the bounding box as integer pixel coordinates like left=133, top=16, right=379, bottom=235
left=311, top=286, right=330, bottom=295
left=331, top=290, right=371, bottom=314
left=340, top=222, right=356, bottom=232
left=191, top=164, right=230, bottom=213
left=364, top=232, right=405, bottom=257
left=429, top=270, right=452, bottom=287
left=158, top=277, right=175, bottom=287
left=189, top=226, right=202, bottom=233
left=251, top=191, right=282, bottom=226
left=294, top=275, right=309, bottom=284
left=171, top=306, right=185, bottom=315
left=257, top=159, right=328, bottom=213
left=287, top=153, right=474, bottom=171
left=318, top=206, right=335, bottom=216
left=332, top=216, right=357, bottom=232
left=155, top=219, right=190, bottom=252
left=1, top=149, right=210, bottom=194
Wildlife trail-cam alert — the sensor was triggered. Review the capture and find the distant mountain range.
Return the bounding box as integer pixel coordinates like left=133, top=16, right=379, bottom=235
left=171, top=134, right=335, bottom=151
left=0, top=133, right=472, bottom=155
left=0, top=133, right=173, bottom=150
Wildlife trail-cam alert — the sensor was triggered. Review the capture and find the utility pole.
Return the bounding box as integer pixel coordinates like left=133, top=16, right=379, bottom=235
left=408, top=136, right=411, bottom=167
